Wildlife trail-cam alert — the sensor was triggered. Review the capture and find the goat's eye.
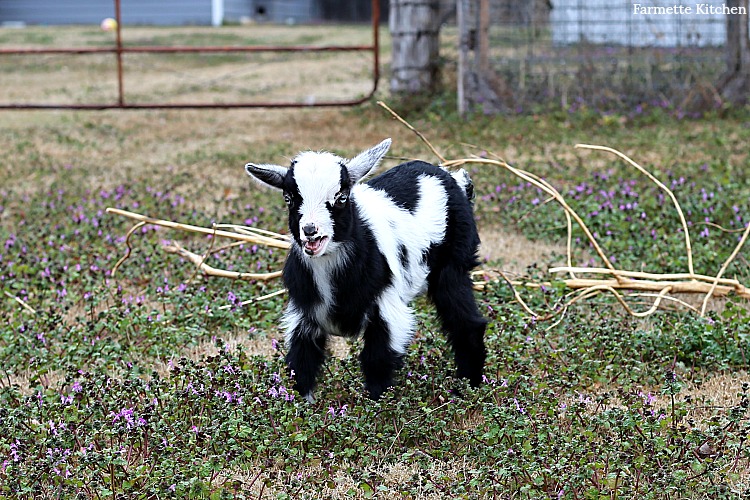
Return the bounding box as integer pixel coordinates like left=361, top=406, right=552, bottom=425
left=334, top=192, right=348, bottom=207
left=283, top=193, right=293, bottom=206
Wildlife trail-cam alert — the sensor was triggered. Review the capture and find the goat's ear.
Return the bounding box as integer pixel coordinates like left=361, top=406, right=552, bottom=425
left=346, top=138, right=391, bottom=184
left=245, top=163, right=288, bottom=191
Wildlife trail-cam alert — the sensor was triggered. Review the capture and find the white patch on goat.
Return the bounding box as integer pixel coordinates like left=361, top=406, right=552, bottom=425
left=448, top=168, right=471, bottom=194
left=305, top=243, right=355, bottom=336
left=377, top=288, right=416, bottom=354
left=283, top=239, right=351, bottom=342
left=291, top=151, right=343, bottom=243
left=354, top=175, right=449, bottom=353
left=282, top=300, right=307, bottom=347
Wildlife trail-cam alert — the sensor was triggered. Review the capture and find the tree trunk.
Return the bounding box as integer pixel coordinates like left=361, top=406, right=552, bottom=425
left=389, top=0, right=441, bottom=94
left=720, top=0, right=750, bottom=105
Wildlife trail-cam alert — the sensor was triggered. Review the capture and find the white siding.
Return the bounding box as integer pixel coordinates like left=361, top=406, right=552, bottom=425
left=551, top=0, right=732, bottom=47
left=0, top=0, right=214, bottom=26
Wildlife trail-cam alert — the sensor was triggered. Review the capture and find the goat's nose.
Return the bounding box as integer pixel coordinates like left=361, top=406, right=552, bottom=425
left=302, top=223, right=317, bottom=237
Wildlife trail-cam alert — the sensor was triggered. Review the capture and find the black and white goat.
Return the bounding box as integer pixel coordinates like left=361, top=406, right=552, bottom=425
left=245, top=139, right=486, bottom=400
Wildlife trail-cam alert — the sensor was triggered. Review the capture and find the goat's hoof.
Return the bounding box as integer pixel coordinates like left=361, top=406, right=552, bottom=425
left=365, top=382, right=393, bottom=401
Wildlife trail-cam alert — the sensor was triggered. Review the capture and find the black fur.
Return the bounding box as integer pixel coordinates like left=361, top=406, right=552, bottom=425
left=398, top=244, right=409, bottom=269
left=365, top=160, right=431, bottom=212
left=359, top=305, right=404, bottom=400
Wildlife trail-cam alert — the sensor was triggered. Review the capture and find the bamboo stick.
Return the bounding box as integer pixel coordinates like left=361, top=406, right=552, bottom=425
left=548, top=266, right=742, bottom=287
left=163, top=243, right=283, bottom=281
left=105, top=207, right=290, bottom=249
left=576, top=144, right=696, bottom=276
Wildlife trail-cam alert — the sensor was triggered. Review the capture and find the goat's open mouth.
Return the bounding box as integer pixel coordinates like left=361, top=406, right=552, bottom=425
left=303, top=236, right=329, bottom=256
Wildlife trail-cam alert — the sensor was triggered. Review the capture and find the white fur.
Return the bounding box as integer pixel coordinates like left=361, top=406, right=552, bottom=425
left=283, top=242, right=353, bottom=344
left=354, top=175, right=449, bottom=353
left=378, top=288, right=416, bottom=354
left=307, top=244, right=355, bottom=336
left=291, top=151, right=343, bottom=246
left=448, top=168, right=471, bottom=194
left=282, top=301, right=307, bottom=347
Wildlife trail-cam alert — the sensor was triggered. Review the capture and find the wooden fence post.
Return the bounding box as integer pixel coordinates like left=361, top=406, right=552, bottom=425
left=389, top=0, right=441, bottom=94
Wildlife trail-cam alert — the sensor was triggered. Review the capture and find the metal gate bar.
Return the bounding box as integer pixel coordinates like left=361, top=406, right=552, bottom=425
left=0, top=0, right=380, bottom=110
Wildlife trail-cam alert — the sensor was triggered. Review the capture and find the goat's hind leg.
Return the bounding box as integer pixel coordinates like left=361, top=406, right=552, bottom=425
left=429, top=265, right=487, bottom=387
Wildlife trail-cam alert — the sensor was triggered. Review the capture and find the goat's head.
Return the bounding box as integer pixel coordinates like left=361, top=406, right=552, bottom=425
left=245, top=139, right=391, bottom=258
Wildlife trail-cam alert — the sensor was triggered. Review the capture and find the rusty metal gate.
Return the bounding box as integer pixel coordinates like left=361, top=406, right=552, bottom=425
left=0, top=0, right=380, bottom=110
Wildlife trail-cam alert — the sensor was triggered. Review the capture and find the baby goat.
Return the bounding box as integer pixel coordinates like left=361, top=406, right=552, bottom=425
left=245, top=139, right=486, bottom=400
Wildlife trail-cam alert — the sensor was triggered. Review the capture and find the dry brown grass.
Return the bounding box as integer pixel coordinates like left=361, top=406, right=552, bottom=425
left=0, top=25, right=384, bottom=105
left=150, top=331, right=280, bottom=378
left=478, top=225, right=567, bottom=272
left=0, top=369, right=67, bottom=396
left=220, top=457, right=472, bottom=499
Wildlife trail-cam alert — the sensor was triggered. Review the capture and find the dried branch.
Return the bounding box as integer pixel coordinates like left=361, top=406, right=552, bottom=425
left=213, top=223, right=291, bottom=242
left=111, top=221, right=146, bottom=278
left=696, top=221, right=748, bottom=234
left=106, top=208, right=290, bottom=249
left=631, top=293, right=700, bottom=314
left=449, top=140, right=749, bottom=317
left=4, top=290, right=37, bottom=314
left=548, top=266, right=745, bottom=287
left=106, top=207, right=290, bottom=278
left=217, top=289, right=286, bottom=311
left=186, top=223, right=218, bottom=284
left=377, top=101, right=446, bottom=164
left=493, top=269, right=541, bottom=318
left=444, top=157, right=618, bottom=273
left=700, top=221, right=750, bottom=315
left=575, top=143, right=695, bottom=275
left=481, top=275, right=749, bottom=299
left=163, top=242, right=283, bottom=281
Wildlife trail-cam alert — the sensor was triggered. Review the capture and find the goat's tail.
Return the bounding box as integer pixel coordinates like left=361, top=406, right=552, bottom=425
left=447, top=168, right=476, bottom=205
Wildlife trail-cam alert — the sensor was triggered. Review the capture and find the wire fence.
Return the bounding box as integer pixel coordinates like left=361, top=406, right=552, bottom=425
left=457, top=0, right=731, bottom=115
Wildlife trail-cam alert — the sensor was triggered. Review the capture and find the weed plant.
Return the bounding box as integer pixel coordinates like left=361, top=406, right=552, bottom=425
left=1, top=103, right=750, bottom=498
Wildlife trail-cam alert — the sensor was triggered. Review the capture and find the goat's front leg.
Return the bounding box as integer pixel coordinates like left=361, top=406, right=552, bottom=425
left=360, top=298, right=414, bottom=399
left=284, top=311, right=326, bottom=403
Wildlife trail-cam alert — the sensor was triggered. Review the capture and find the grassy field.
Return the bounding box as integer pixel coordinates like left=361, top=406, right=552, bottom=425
left=2, top=24, right=750, bottom=498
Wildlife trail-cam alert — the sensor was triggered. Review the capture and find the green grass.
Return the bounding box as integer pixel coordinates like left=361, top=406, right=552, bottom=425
left=1, top=25, right=750, bottom=498
left=1, top=102, right=749, bottom=498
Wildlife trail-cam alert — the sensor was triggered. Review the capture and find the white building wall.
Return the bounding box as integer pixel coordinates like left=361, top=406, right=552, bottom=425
left=551, top=0, right=735, bottom=47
